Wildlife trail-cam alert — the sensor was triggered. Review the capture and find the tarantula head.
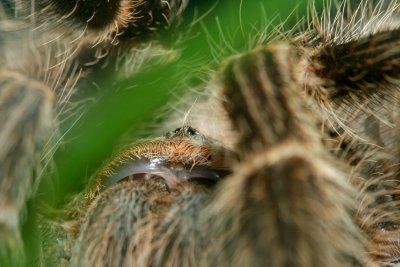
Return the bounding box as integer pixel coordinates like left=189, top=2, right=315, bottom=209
left=88, top=126, right=236, bottom=201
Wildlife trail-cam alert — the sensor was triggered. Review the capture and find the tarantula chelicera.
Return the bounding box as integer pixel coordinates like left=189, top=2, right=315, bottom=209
left=2, top=0, right=400, bottom=266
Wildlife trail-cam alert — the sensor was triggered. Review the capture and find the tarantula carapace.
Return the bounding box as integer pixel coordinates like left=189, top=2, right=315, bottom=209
left=1, top=0, right=400, bottom=266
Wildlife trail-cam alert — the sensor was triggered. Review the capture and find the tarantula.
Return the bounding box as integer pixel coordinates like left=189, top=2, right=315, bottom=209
left=1, top=0, right=400, bottom=266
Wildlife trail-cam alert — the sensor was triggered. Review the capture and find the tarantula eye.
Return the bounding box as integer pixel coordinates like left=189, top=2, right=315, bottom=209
left=104, top=157, right=229, bottom=188
left=186, top=126, right=197, bottom=136
left=165, top=127, right=182, bottom=137
left=165, top=126, right=199, bottom=138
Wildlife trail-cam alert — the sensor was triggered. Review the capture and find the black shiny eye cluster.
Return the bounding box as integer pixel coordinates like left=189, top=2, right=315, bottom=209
left=165, top=126, right=199, bottom=138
